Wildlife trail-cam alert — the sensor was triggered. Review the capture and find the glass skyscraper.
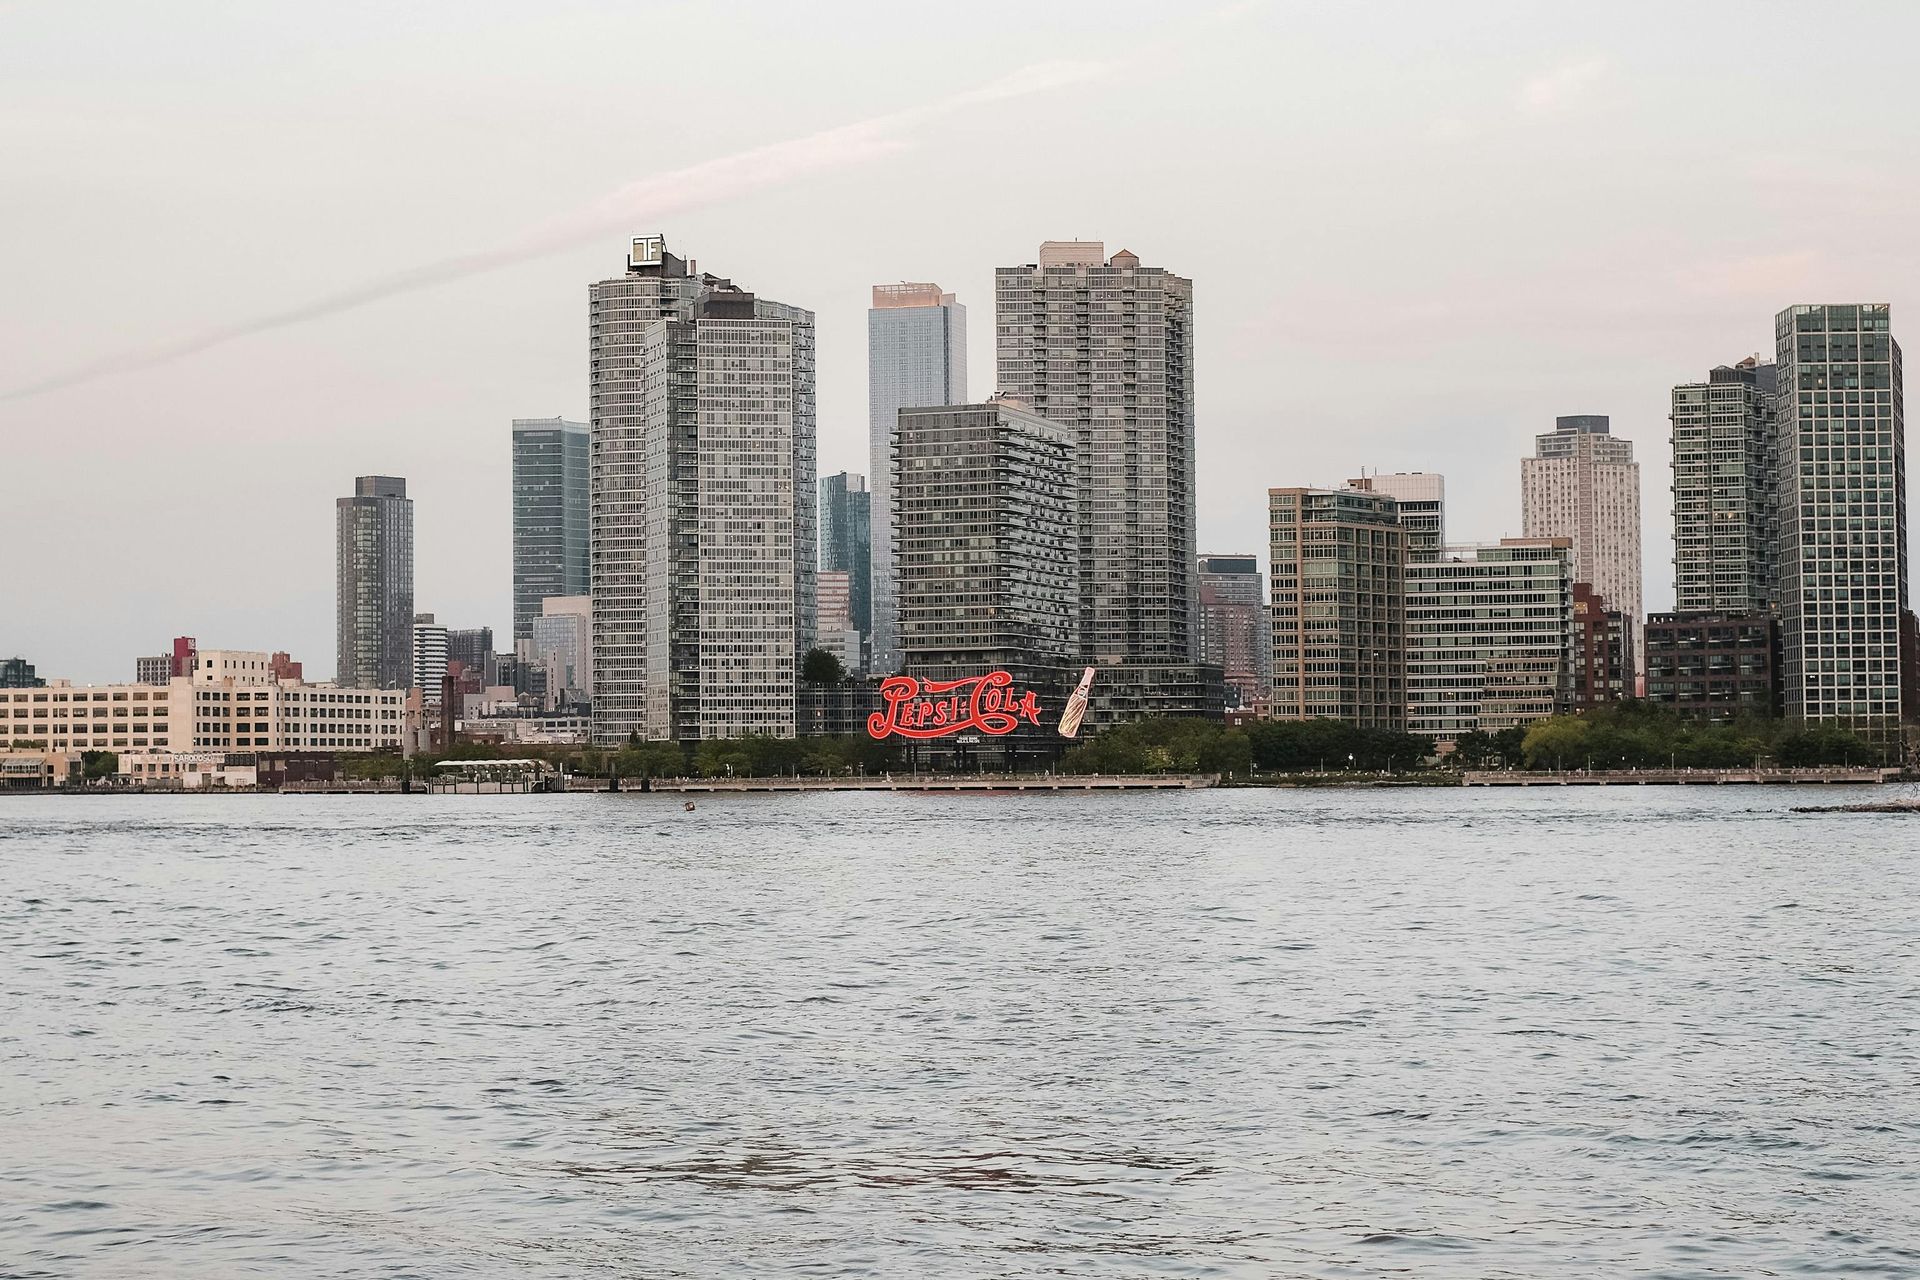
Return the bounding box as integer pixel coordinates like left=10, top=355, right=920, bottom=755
left=868, top=283, right=966, bottom=674
left=511, top=417, right=589, bottom=644
left=818, top=471, right=872, bottom=647
left=1773, top=303, right=1906, bottom=727
left=335, top=476, right=414, bottom=690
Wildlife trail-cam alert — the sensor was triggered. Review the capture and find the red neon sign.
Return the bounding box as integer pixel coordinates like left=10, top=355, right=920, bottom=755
left=866, top=672, right=1044, bottom=740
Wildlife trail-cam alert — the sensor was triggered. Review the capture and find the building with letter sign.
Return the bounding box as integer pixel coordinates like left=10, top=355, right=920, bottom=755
left=893, top=397, right=1078, bottom=766
left=588, top=235, right=817, bottom=744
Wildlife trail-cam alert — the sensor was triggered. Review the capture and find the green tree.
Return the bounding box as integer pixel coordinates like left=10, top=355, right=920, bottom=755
left=1521, top=716, right=1588, bottom=770
left=80, top=750, right=118, bottom=782
left=802, top=648, right=846, bottom=685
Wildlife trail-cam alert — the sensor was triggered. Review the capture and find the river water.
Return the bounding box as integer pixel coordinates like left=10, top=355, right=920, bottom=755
left=2, top=788, right=1917, bottom=1278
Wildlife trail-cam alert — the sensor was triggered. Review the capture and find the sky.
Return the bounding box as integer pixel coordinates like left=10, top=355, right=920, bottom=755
left=4, top=0, right=1919, bottom=683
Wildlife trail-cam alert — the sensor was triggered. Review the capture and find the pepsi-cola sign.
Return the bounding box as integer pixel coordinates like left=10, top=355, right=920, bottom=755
left=866, top=672, right=1044, bottom=740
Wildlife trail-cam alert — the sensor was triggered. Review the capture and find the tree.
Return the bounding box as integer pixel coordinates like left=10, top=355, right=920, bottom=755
left=802, top=647, right=846, bottom=685
left=80, top=750, right=118, bottom=782
left=1521, top=716, right=1588, bottom=770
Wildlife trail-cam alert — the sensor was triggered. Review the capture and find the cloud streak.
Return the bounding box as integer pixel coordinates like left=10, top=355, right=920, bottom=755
left=1518, top=56, right=1609, bottom=112
left=0, top=60, right=1108, bottom=403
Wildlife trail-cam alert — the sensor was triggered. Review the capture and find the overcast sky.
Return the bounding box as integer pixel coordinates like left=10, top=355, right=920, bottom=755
left=5, top=0, right=1918, bottom=683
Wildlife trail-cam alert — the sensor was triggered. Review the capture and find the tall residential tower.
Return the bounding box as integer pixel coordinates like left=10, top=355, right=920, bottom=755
left=868, top=283, right=966, bottom=674
left=1773, top=303, right=1906, bottom=727
left=589, top=235, right=816, bottom=744
left=996, top=241, right=1213, bottom=720
left=336, top=475, right=414, bottom=689
left=1521, top=415, right=1642, bottom=660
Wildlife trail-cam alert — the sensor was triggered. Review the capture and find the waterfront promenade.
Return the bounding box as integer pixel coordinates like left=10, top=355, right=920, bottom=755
left=1463, top=766, right=1896, bottom=786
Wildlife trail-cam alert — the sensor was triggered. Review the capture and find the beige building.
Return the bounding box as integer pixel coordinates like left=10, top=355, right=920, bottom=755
left=2, top=648, right=405, bottom=755
left=1267, top=487, right=1408, bottom=728
left=1521, top=416, right=1642, bottom=659
left=1406, top=538, right=1577, bottom=742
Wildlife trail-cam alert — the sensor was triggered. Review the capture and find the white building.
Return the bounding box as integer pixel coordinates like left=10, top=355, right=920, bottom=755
left=412, top=614, right=449, bottom=706
left=1349, top=471, right=1446, bottom=560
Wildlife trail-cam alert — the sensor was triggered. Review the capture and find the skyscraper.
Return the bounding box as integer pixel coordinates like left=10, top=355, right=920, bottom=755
left=336, top=475, right=413, bottom=689
left=1267, top=489, right=1406, bottom=727
left=868, top=283, right=966, bottom=674
left=895, top=399, right=1078, bottom=765
left=1197, top=555, right=1271, bottom=708
left=511, top=417, right=589, bottom=645
left=589, top=235, right=816, bottom=744
left=819, top=471, right=872, bottom=658
left=1669, top=358, right=1776, bottom=615
left=1773, top=303, right=1907, bottom=728
left=996, top=241, right=1213, bottom=720
left=1348, top=471, right=1446, bottom=560
left=1521, top=415, right=1642, bottom=659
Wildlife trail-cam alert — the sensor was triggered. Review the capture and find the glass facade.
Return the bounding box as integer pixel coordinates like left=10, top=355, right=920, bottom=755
left=511, top=418, right=588, bottom=644
left=335, top=476, right=413, bottom=690
left=819, top=471, right=872, bottom=655
left=868, top=285, right=966, bottom=674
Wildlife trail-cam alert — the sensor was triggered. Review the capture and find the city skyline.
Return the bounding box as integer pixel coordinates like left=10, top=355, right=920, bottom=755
left=8, top=4, right=1920, bottom=682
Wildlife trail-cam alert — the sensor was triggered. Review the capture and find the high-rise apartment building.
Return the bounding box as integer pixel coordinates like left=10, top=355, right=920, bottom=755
left=1670, top=358, right=1777, bottom=615
left=1406, top=539, right=1576, bottom=743
left=868, top=284, right=966, bottom=674
left=1267, top=489, right=1406, bottom=727
left=896, top=400, right=1078, bottom=763
left=511, top=417, right=589, bottom=644
left=1197, top=555, right=1272, bottom=709
left=997, top=241, right=1214, bottom=721
left=336, top=475, right=414, bottom=690
left=412, top=614, right=449, bottom=706
left=1521, top=416, right=1641, bottom=661
left=1773, top=303, right=1907, bottom=727
left=589, top=235, right=816, bottom=744
left=819, top=471, right=872, bottom=657
left=1349, top=472, right=1446, bottom=560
